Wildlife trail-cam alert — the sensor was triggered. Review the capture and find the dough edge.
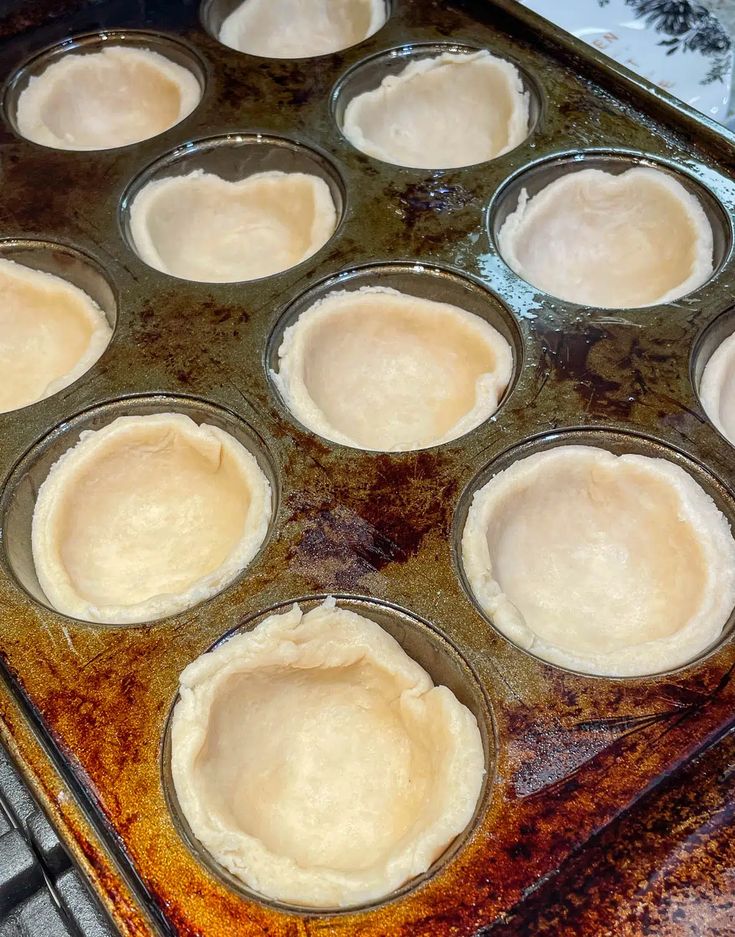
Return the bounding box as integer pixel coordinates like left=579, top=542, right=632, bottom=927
left=272, top=285, right=514, bottom=451
left=496, top=167, right=714, bottom=308
left=16, top=46, right=201, bottom=150
left=219, top=0, right=387, bottom=58
left=128, top=169, right=338, bottom=282
left=342, top=50, right=530, bottom=168
left=700, top=330, right=735, bottom=445
left=170, top=597, right=486, bottom=907
left=0, top=258, right=112, bottom=412
left=461, top=445, right=735, bottom=676
left=31, top=412, right=272, bottom=623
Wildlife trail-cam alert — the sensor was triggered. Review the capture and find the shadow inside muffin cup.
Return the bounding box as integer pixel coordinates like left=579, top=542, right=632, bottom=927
left=161, top=593, right=495, bottom=915
left=487, top=149, right=732, bottom=309
left=119, top=133, right=346, bottom=283
left=454, top=426, right=735, bottom=680
left=331, top=41, right=542, bottom=169
left=0, top=394, right=278, bottom=625
left=4, top=29, right=206, bottom=151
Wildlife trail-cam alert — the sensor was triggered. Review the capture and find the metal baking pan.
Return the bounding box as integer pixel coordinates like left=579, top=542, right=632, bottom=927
left=0, top=0, right=734, bottom=934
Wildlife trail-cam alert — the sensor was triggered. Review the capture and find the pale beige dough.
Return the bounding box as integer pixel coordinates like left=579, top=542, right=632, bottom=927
left=129, top=169, right=337, bottom=282
left=32, top=413, right=271, bottom=624
left=342, top=50, right=530, bottom=169
left=461, top=445, right=735, bottom=676
left=496, top=167, right=714, bottom=308
left=273, top=286, right=513, bottom=451
left=16, top=46, right=201, bottom=150
left=170, top=598, right=485, bottom=907
left=0, top=259, right=111, bottom=414
left=700, top=331, right=735, bottom=446
left=219, top=0, right=387, bottom=58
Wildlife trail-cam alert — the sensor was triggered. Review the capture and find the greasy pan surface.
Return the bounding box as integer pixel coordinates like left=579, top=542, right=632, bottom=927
left=0, top=0, right=735, bottom=934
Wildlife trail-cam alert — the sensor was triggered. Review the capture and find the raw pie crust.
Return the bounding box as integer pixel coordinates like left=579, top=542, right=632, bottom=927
left=170, top=598, right=485, bottom=908
left=342, top=50, right=530, bottom=169
left=16, top=46, right=200, bottom=151
left=496, top=167, right=714, bottom=308
left=700, top=331, right=735, bottom=447
left=274, top=286, right=513, bottom=451
left=32, top=413, right=271, bottom=624
left=129, top=170, right=338, bottom=282
left=0, top=259, right=111, bottom=414
left=462, top=445, right=735, bottom=676
left=219, top=0, right=387, bottom=58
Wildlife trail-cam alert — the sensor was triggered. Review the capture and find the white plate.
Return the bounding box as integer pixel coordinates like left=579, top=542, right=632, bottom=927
left=519, top=0, right=734, bottom=124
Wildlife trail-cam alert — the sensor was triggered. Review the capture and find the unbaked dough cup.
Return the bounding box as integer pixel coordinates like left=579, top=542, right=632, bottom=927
left=331, top=42, right=541, bottom=168
left=0, top=395, right=278, bottom=625
left=454, top=427, right=735, bottom=679
left=4, top=30, right=206, bottom=151
left=200, top=0, right=393, bottom=59
left=0, top=238, right=116, bottom=411
left=488, top=149, right=731, bottom=309
left=162, top=594, right=495, bottom=913
left=692, top=305, right=735, bottom=453
left=119, top=133, right=346, bottom=282
left=266, top=261, right=523, bottom=451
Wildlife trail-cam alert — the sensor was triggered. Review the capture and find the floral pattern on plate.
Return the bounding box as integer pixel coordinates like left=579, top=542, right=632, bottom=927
left=520, top=0, right=733, bottom=123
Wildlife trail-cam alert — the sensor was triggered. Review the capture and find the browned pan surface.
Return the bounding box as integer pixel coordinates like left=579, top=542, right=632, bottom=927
left=0, top=0, right=734, bottom=934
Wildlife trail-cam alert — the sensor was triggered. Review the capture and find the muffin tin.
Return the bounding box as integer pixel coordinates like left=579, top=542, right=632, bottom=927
left=1, top=0, right=735, bottom=934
